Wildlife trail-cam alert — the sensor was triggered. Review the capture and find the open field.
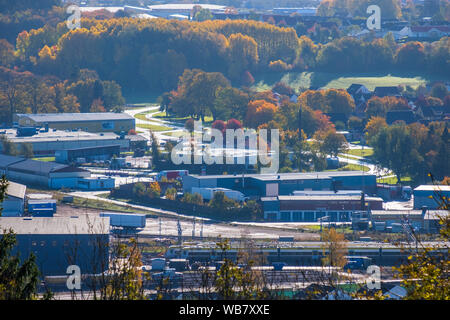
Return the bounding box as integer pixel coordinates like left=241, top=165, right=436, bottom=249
left=377, top=176, right=412, bottom=185
left=136, top=123, right=174, bottom=131
left=32, top=157, right=56, bottom=162
left=153, top=112, right=214, bottom=125
left=252, top=71, right=439, bottom=92
left=346, top=148, right=374, bottom=157
left=338, top=163, right=370, bottom=172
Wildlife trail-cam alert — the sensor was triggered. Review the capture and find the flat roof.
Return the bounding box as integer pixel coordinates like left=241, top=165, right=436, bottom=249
left=371, top=210, right=424, bottom=216
left=188, top=171, right=373, bottom=181
left=6, top=157, right=88, bottom=175
left=0, top=216, right=110, bottom=235
left=0, top=154, right=26, bottom=168
left=16, top=112, right=133, bottom=123
left=8, top=159, right=68, bottom=174
left=2, top=129, right=122, bottom=144
left=5, top=181, right=26, bottom=200
left=414, top=185, right=450, bottom=192
left=277, top=195, right=383, bottom=201
left=148, top=4, right=226, bottom=10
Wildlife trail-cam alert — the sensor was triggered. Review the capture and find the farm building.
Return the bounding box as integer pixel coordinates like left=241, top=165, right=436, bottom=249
left=14, top=112, right=135, bottom=133
left=0, top=181, right=26, bottom=217
left=0, top=216, right=110, bottom=276
left=183, top=171, right=377, bottom=199
left=0, top=128, right=130, bottom=157
left=413, top=185, right=450, bottom=209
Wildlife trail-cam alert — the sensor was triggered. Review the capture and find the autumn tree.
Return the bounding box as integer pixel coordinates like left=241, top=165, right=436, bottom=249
left=315, top=129, right=348, bottom=157
left=227, top=33, right=258, bottom=82
left=364, top=116, right=388, bottom=144
left=321, top=227, right=348, bottom=268
left=245, top=100, right=278, bottom=128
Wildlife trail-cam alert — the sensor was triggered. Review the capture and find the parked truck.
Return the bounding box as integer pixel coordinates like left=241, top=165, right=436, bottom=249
left=100, top=212, right=146, bottom=231
left=156, top=170, right=188, bottom=182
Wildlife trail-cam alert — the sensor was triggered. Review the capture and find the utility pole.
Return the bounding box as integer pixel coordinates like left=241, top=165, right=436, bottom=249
left=177, top=219, right=182, bottom=245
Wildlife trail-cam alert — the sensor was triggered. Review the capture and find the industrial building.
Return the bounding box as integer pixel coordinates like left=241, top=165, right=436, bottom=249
left=413, top=185, right=450, bottom=209
left=0, top=216, right=110, bottom=276
left=183, top=171, right=377, bottom=199
left=0, top=128, right=130, bottom=157
left=28, top=199, right=57, bottom=217
left=0, top=181, right=26, bottom=217
left=55, top=145, right=121, bottom=164
left=125, top=3, right=227, bottom=19
left=371, top=209, right=448, bottom=234
left=14, top=112, right=135, bottom=133
left=0, top=154, right=114, bottom=190
left=261, top=192, right=383, bottom=222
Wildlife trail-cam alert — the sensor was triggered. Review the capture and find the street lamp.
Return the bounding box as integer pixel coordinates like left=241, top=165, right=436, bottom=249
left=319, top=215, right=329, bottom=241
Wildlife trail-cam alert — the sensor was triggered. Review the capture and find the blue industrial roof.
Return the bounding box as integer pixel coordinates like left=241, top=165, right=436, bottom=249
left=0, top=154, right=26, bottom=168
left=16, top=112, right=134, bottom=123
left=188, top=171, right=374, bottom=181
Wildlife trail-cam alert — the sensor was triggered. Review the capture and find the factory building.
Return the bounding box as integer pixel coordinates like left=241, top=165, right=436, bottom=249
left=413, top=185, right=450, bottom=209
left=371, top=209, right=448, bottom=234
left=0, top=154, right=114, bottom=190
left=0, top=128, right=130, bottom=157
left=14, top=112, right=135, bottom=133
left=183, top=171, right=377, bottom=199
left=0, top=216, right=110, bottom=276
left=140, top=3, right=227, bottom=19
left=0, top=181, right=26, bottom=217
left=261, top=193, right=383, bottom=222
left=55, top=145, right=121, bottom=164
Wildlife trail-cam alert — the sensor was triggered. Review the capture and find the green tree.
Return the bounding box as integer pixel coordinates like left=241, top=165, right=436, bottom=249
left=0, top=135, right=18, bottom=156
left=372, top=123, right=422, bottom=184
left=315, top=130, right=348, bottom=157
left=19, top=143, right=33, bottom=158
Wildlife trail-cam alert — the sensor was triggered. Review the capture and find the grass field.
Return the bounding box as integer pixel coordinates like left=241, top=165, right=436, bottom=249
left=32, top=157, right=55, bottom=162
left=338, top=163, right=370, bottom=172
left=154, top=112, right=214, bottom=125
left=377, top=176, right=412, bottom=185
left=136, top=123, right=173, bottom=131
left=252, top=71, right=437, bottom=92
left=346, top=148, right=374, bottom=157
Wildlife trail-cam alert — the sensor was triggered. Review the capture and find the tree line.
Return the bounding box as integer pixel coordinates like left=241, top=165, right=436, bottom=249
left=3, top=17, right=447, bottom=96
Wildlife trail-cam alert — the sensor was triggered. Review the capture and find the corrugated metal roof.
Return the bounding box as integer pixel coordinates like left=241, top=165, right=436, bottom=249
left=278, top=195, right=382, bottom=201
left=0, top=154, right=26, bottom=169
left=190, top=171, right=372, bottom=180
left=414, top=185, right=450, bottom=192
left=8, top=159, right=68, bottom=174
left=5, top=181, right=26, bottom=199
left=16, top=112, right=133, bottom=123
left=0, top=216, right=110, bottom=234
